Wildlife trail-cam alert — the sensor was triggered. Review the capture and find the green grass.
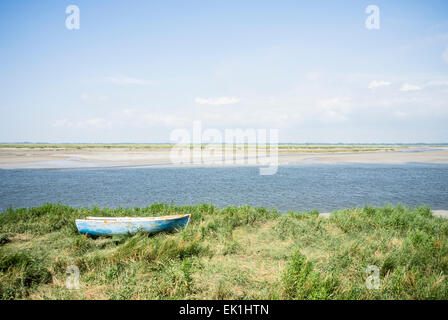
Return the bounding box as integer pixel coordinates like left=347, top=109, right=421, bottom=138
left=0, top=143, right=422, bottom=155
left=0, top=144, right=175, bottom=149
left=0, top=143, right=411, bottom=151
left=0, top=203, right=447, bottom=300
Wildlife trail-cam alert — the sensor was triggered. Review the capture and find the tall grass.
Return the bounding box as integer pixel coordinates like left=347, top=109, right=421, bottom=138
left=281, top=250, right=337, bottom=299
left=0, top=203, right=447, bottom=299
left=0, top=248, right=51, bottom=299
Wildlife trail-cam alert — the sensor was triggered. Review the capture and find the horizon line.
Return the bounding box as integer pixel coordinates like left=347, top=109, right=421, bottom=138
left=1, top=142, right=448, bottom=146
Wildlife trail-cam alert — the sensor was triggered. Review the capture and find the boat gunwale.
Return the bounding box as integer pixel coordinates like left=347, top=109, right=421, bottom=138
left=75, top=214, right=190, bottom=223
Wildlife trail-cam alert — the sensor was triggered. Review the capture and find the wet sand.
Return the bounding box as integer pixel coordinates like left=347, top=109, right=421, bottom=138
left=1, top=146, right=448, bottom=169
left=280, top=147, right=448, bottom=165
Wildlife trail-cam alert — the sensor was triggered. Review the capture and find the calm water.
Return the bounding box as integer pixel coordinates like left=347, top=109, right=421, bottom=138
left=1, top=163, right=448, bottom=213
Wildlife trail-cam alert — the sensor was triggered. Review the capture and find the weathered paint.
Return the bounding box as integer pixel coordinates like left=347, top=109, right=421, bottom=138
left=75, top=214, right=191, bottom=236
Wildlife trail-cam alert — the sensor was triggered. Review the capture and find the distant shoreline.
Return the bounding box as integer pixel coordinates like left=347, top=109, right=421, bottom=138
left=3, top=143, right=448, bottom=147
left=1, top=145, right=448, bottom=169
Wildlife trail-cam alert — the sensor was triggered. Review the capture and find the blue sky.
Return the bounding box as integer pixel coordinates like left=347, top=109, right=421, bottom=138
left=1, top=0, right=448, bottom=143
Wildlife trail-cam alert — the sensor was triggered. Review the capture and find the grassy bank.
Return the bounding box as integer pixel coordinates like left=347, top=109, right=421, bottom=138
left=1, top=203, right=447, bottom=300
left=0, top=143, right=406, bottom=152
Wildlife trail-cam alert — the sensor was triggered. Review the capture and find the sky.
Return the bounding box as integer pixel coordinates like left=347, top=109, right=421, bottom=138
left=1, top=0, right=448, bottom=143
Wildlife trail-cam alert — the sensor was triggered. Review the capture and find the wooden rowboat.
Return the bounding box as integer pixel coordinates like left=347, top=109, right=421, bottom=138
left=75, top=214, right=191, bottom=236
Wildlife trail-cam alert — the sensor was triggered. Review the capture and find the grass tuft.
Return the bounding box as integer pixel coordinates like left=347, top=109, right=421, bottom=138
left=281, top=250, right=337, bottom=299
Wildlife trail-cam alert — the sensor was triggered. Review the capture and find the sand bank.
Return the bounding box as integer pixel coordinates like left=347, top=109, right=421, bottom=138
left=1, top=146, right=448, bottom=169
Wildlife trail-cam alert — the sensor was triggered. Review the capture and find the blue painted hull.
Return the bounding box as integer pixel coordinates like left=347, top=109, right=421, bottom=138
left=75, top=214, right=191, bottom=236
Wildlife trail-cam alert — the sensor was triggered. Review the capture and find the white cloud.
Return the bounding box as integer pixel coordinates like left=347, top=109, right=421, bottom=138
left=52, top=119, right=73, bottom=127
left=77, top=118, right=112, bottom=129
left=394, top=111, right=408, bottom=118
left=142, top=113, right=188, bottom=127
left=81, top=93, right=109, bottom=102
left=115, top=108, right=189, bottom=127
left=400, top=83, right=421, bottom=92
left=443, top=47, right=448, bottom=64
left=49, top=72, right=448, bottom=141
left=104, top=76, right=154, bottom=86
left=121, top=109, right=135, bottom=117
left=54, top=110, right=190, bottom=131
left=53, top=118, right=112, bottom=129
left=368, top=80, right=391, bottom=89
left=316, top=97, right=351, bottom=121
left=426, top=80, right=448, bottom=87
left=306, top=71, right=322, bottom=81
left=195, top=97, right=240, bottom=105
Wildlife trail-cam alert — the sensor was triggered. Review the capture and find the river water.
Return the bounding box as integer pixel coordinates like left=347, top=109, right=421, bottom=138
left=1, top=163, right=447, bottom=212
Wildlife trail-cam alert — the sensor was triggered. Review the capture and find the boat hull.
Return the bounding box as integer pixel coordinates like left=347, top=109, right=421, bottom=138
left=75, top=214, right=191, bottom=236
